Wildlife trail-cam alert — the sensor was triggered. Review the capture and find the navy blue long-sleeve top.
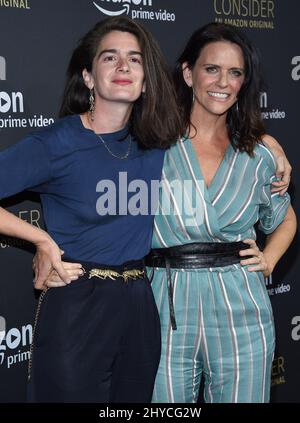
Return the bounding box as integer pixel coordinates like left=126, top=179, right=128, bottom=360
left=0, top=115, right=165, bottom=265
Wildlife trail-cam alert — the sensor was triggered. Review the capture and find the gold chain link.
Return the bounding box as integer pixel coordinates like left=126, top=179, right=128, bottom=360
left=28, top=288, right=49, bottom=381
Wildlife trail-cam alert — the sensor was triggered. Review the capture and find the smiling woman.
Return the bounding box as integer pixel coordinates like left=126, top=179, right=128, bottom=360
left=183, top=41, right=245, bottom=122
left=82, top=31, right=146, bottom=118
left=147, top=22, right=296, bottom=404
left=0, top=16, right=181, bottom=403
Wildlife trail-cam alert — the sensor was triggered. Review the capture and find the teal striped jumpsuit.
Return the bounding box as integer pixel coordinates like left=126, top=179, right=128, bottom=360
left=150, top=138, right=290, bottom=403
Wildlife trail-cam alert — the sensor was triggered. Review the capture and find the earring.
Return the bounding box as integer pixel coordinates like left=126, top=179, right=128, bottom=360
left=235, top=101, right=239, bottom=114
left=192, top=87, right=195, bottom=103
left=89, top=88, right=95, bottom=121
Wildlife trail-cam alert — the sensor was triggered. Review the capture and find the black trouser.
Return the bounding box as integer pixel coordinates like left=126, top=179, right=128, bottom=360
left=27, top=259, right=161, bottom=403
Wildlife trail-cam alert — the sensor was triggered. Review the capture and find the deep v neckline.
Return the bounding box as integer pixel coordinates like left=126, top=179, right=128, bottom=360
left=187, top=138, right=233, bottom=191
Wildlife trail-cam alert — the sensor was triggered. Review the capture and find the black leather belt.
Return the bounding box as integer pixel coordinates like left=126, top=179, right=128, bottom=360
left=145, top=242, right=250, bottom=331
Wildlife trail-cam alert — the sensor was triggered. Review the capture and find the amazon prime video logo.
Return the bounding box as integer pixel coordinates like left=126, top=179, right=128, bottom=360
left=93, top=0, right=152, bottom=16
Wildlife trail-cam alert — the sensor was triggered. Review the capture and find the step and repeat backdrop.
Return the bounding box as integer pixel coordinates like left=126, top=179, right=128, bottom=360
left=0, top=0, right=299, bottom=402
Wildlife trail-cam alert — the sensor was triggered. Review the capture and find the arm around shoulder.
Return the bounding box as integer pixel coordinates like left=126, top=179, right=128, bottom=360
left=261, top=134, right=292, bottom=192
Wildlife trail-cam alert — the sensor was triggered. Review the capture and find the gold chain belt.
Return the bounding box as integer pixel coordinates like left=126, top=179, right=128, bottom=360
left=83, top=267, right=145, bottom=283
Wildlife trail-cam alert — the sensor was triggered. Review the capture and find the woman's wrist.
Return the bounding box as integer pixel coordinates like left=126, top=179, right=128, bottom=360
left=263, top=250, right=276, bottom=276
left=32, top=229, right=54, bottom=248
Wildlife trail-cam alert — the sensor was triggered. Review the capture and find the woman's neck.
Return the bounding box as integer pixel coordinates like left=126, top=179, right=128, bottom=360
left=83, top=100, right=133, bottom=134
left=189, top=106, right=228, bottom=144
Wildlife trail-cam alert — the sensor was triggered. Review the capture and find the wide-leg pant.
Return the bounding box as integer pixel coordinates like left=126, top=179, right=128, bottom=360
left=28, top=260, right=161, bottom=403
left=151, top=265, right=275, bottom=403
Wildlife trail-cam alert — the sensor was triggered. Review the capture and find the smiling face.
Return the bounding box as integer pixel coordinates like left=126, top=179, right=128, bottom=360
left=82, top=30, right=145, bottom=109
left=183, top=40, right=245, bottom=117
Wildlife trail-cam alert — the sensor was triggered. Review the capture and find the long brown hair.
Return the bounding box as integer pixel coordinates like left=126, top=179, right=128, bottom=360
left=60, top=17, right=181, bottom=149
left=173, top=23, right=265, bottom=155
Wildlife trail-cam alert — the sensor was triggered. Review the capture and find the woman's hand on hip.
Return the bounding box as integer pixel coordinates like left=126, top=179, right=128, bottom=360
left=43, top=262, right=84, bottom=288
left=33, top=238, right=72, bottom=290
left=240, top=239, right=272, bottom=277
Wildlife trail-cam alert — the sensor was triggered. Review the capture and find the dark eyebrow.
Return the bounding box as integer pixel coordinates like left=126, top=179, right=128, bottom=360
left=97, top=49, right=143, bottom=58
left=203, top=63, right=245, bottom=71
left=231, top=67, right=245, bottom=72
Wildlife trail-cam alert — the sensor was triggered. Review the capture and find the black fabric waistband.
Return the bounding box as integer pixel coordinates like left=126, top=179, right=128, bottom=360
left=145, top=242, right=250, bottom=331
left=65, top=258, right=145, bottom=271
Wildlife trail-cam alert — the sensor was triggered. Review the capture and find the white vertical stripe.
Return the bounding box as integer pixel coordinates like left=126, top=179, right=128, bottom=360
left=166, top=272, right=178, bottom=402
left=241, top=267, right=267, bottom=401
left=198, top=279, right=213, bottom=402
left=218, top=273, right=240, bottom=402
left=179, top=140, right=216, bottom=239
left=231, top=158, right=263, bottom=224
left=218, top=155, right=250, bottom=216
left=206, top=272, right=224, bottom=402
left=168, top=153, right=203, bottom=233
left=153, top=219, right=168, bottom=248
left=162, top=173, right=192, bottom=240
left=212, top=150, right=238, bottom=206
left=230, top=270, right=254, bottom=401
left=152, top=271, right=166, bottom=401
left=181, top=272, right=190, bottom=400
left=191, top=289, right=203, bottom=402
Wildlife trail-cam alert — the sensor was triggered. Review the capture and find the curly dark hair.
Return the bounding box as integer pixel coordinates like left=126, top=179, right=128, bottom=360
left=59, top=17, right=181, bottom=149
left=173, top=22, right=265, bottom=155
